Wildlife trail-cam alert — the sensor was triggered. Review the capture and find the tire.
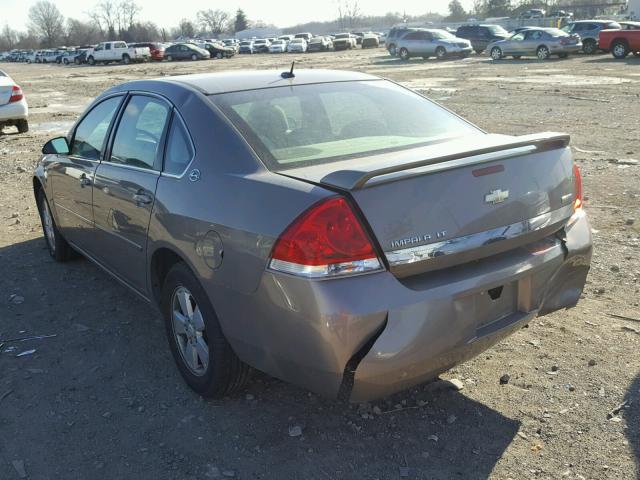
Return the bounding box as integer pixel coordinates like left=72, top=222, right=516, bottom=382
left=17, top=119, right=28, bottom=133
left=161, top=262, right=251, bottom=397
left=475, top=48, right=484, bottom=54
left=216, top=52, right=223, bottom=59
left=37, top=190, right=74, bottom=262
left=63, top=58, right=69, bottom=65
left=399, top=47, right=410, bottom=61
left=74, top=58, right=80, bottom=65
left=388, top=44, right=397, bottom=56
left=122, top=54, right=130, bottom=64
left=536, top=45, right=550, bottom=60
left=167, top=55, right=173, bottom=61
left=435, top=47, right=447, bottom=60
left=612, top=40, right=629, bottom=59
left=88, top=56, right=95, bottom=65
left=191, top=53, right=198, bottom=61
left=582, top=39, right=597, bottom=55
left=491, top=47, right=503, bottom=60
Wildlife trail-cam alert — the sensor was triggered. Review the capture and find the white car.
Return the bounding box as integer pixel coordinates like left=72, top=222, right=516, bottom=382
left=269, top=39, right=288, bottom=53
left=0, top=70, right=28, bottom=133
left=287, top=38, right=307, bottom=53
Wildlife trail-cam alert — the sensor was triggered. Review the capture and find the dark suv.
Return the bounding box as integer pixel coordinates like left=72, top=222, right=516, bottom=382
left=561, top=20, right=621, bottom=54
left=456, top=24, right=510, bottom=53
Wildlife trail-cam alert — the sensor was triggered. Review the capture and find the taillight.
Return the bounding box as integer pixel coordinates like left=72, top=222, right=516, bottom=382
left=269, top=196, right=382, bottom=278
left=9, top=85, right=23, bottom=103
left=573, top=163, right=583, bottom=211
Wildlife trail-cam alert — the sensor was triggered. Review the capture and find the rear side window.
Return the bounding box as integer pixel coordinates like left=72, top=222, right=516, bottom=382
left=163, top=116, right=194, bottom=176
left=213, top=80, right=480, bottom=170
left=71, top=96, right=122, bottom=160
left=109, top=95, right=170, bottom=170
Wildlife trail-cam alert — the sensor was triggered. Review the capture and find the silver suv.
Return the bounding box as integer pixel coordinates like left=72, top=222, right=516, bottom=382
left=562, top=20, right=621, bottom=53
left=396, top=29, right=472, bottom=60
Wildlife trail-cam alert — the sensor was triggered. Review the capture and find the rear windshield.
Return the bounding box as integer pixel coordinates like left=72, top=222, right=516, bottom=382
left=211, top=80, right=480, bottom=170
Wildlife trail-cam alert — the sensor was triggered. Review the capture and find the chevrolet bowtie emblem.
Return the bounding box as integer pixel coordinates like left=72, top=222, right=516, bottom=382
left=485, top=189, right=509, bottom=204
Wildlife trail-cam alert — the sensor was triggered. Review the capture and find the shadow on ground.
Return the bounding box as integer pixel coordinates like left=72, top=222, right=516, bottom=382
left=0, top=238, right=520, bottom=479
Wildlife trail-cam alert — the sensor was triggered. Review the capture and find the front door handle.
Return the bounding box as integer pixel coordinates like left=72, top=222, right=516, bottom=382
left=79, top=174, right=91, bottom=188
left=133, top=191, right=153, bottom=207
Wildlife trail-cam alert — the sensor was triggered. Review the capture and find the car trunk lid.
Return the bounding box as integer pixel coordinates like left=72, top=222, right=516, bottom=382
left=278, top=132, right=576, bottom=278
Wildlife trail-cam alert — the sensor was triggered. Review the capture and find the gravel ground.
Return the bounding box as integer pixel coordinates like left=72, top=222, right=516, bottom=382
left=0, top=49, right=638, bottom=480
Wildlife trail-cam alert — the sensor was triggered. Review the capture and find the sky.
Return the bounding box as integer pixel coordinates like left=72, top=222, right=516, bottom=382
left=0, top=0, right=477, bottom=31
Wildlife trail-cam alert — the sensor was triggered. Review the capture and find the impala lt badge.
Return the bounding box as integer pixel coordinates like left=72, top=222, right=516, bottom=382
left=485, top=189, right=509, bottom=205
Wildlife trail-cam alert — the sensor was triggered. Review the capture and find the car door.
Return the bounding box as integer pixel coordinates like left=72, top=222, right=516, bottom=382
left=92, top=93, right=171, bottom=293
left=48, top=95, right=124, bottom=250
left=418, top=31, right=432, bottom=55
left=524, top=30, right=544, bottom=54
left=503, top=31, right=526, bottom=55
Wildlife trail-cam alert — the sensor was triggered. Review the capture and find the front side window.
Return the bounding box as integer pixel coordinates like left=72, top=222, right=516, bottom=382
left=71, top=96, right=122, bottom=160
left=109, top=95, right=170, bottom=170
left=212, top=80, right=480, bottom=170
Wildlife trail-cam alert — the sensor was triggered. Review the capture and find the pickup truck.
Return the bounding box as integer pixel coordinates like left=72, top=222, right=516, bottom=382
left=86, top=41, right=150, bottom=65
left=599, top=21, right=640, bottom=58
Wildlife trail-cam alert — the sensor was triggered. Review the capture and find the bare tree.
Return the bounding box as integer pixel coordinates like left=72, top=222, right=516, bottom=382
left=89, top=0, right=117, bottom=35
left=66, top=18, right=101, bottom=46
left=337, top=0, right=361, bottom=29
left=0, top=24, right=19, bottom=50
left=28, top=0, right=66, bottom=47
left=197, top=9, right=230, bottom=36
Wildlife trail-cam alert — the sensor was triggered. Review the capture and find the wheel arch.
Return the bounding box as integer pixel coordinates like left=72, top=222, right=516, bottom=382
left=149, top=246, right=191, bottom=305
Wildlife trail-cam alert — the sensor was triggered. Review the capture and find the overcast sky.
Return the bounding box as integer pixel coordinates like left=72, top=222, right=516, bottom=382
left=0, top=0, right=477, bottom=31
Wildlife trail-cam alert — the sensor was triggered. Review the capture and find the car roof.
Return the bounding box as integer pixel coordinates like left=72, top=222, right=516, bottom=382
left=160, top=69, right=379, bottom=95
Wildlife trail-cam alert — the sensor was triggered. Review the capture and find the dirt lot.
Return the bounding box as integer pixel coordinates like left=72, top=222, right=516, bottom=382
left=0, top=49, right=639, bottom=480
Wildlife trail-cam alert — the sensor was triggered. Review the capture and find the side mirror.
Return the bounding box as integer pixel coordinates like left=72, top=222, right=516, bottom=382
left=42, top=137, right=70, bottom=155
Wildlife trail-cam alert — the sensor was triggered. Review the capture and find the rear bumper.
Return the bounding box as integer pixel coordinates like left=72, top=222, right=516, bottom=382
left=0, top=99, right=28, bottom=122
left=216, top=210, right=592, bottom=402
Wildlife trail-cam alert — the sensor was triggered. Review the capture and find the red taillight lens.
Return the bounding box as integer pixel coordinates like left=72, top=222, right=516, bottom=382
left=269, top=196, right=382, bottom=278
left=573, top=163, right=583, bottom=211
left=9, top=85, right=23, bottom=103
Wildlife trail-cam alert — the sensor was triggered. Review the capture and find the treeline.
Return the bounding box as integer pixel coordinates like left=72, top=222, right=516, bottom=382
left=0, top=0, right=256, bottom=50
left=447, top=0, right=626, bottom=21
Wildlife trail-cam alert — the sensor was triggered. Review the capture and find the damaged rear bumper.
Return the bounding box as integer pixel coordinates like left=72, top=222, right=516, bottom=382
left=218, top=210, right=592, bottom=402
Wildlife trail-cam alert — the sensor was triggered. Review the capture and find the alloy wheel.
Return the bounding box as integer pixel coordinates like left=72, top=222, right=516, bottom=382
left=537, top=46, right=549, bottom=60
left=491, top=47, right=502, bottom=60
left=171, top=286, right=209, bottom=376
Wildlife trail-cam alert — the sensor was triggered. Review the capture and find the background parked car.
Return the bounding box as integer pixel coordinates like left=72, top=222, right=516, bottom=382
left=287, top=38, right=307, bottom=53
left=456, top=24, right=510, bottom=53
left=386, top=27, right=424, bottom=56
left=361, top=34, right=380, bottom=49
left=488, top=27, right=581, bottom=60
left=268, top=39, right=288, bottom=53
left=294, top=32, right=313, bottom=42
left=0, top=69, right=28, bottom=133
left=562, top=20, right=621, bottom=54
left=307, top=36, right=333, bottom=52
left=253, top=39, right=271, bottom=53
left=198, top=41, right=235, bottom=59
left=519, top=8, right=546, bottom=18
left=73, top=49, right=90, bottom=65
left=56, top=50, right=77, bottom=64
left=238, top=40, right=255, bottom=54
left=396, top=29, right=472, bottom=60
left=599, top=21, right=640, bottom=58
left=165, top=43, right=210, bottom=61
left=333, top=33, right=357, bottom=50
left=130, top=42, right=165, bottom=61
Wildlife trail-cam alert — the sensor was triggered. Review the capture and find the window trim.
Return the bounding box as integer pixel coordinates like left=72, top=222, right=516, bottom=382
left=103, top=91, right=172, bottom=173
left=160, top=109, right=196, bottom=179
left=68, top=93, right=126, bottom=163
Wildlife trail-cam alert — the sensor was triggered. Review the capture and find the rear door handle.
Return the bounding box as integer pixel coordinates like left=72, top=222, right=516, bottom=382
left=79, top=174, right=91, bottom=188
left=133, top=191, right=153, bottom=207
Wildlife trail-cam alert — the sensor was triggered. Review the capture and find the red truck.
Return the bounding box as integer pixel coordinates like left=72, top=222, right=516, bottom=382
left=599, top=21, right=640, bottom=58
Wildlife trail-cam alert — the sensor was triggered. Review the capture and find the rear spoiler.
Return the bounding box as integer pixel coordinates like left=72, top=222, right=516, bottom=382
left=318, top=132, right=570, bottom=190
